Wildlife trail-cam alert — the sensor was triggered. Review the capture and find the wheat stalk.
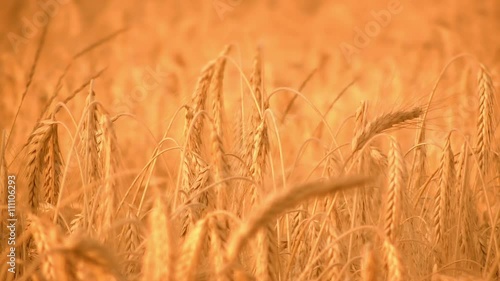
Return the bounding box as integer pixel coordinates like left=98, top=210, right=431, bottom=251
left=361, top=244, right=378, bottom=281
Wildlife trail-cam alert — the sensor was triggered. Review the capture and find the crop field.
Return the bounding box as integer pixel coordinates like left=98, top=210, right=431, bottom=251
left=0, top=1, right=499, bottom=280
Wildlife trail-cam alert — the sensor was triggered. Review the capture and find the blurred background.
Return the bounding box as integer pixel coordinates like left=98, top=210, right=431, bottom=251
left=1, top=0, right=499, bottom=167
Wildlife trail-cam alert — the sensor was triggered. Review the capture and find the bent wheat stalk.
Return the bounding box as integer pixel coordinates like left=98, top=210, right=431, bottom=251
left=352, top=107, right=423, bottom=153
left=225, top=176, right=368, bottom=269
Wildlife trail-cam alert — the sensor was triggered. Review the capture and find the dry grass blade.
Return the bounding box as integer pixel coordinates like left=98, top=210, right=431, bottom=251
left=6, top=22, right=49, bottom=147
left=281, top=67, right=318, bottom=123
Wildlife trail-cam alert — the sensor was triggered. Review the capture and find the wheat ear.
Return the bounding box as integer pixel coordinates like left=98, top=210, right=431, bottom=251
left=181, top=62, right=215, bottom=233
left=95, top=113, right=119, bottom=241
left=383, top=238, right=405, bottom=281
left=352, top=107, right=423, bottom=153
left=25, top=120, right=52, bottom=212
left=28, top=215, right=67, bottom=281
left=433, top=133, right=455, bottom=260
left=177, top=218, right=209, bottom=281
left=143, top=194, right=175, bottom=281
left=476, top=65, right=494, bottom=176
left=42, top=114, right=63, bottom=206
left=384, top=137, right=406, bottom=242
left=209, top=46, right=232, bottom=210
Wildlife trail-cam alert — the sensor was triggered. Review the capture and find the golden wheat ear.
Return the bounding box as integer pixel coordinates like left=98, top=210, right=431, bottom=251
left=28, top=215, right=67, bottom=281
left=42, top=114, right=63, bottom=207
left=180, top=60, right=216, bottom=237
left=383, top=238, right=405, bottom=281
left=209, top=45, right=232, bottom=211
left=384, top=137, right=406, bottom=243
left=142, top=193, right=175, bottom=281
left=25, top=120, right=53, bottom=212
left=93, top=113, right=120, bottom=241
left=80, top=81, right=103, bottom=186
left=476, top=65, right=495, bottom=177
left=433, top=133, right=455, bottom=265
left=352, top=107, right=423, bottom=154
left=176, top=217, right=209, bottom=281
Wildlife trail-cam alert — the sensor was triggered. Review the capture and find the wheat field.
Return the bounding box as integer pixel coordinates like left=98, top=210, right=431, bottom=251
left=0, top=1, right=499, bottom=280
